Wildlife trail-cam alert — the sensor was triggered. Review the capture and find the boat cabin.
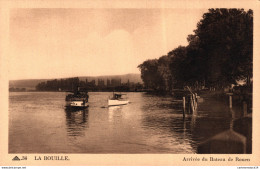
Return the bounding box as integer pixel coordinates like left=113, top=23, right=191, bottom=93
left=111, top=93, right=126, bottom=100
left=65, top=90, right=89, bottom=102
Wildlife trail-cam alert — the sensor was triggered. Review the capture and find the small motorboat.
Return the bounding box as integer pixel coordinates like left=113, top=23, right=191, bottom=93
left=65, top=88, right=89, bottom=110
left=108, top=93, right=129, bottom=106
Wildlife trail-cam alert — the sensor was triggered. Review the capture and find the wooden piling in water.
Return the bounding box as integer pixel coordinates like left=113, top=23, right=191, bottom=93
left=184, top=86, right=198, bottom=115
left=194, top=93, right=197, bottom=112
left=189, top=93, right=198, bottom=114
left=190, top=95, right=194, bottom=114
left=229, top=95, right=232, bottom=108
left=182, top=96, right=186, bottom=118
left=193, top=94, right=196, bottom=112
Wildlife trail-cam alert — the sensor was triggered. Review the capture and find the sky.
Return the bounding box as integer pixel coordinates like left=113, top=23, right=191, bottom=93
left=9, top=8, right=207, bottom=80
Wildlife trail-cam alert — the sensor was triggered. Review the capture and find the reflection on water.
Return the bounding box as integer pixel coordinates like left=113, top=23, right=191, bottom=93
left=65, top=109, right=89, bottom=137
left=9, top=92, right=235, bottom=153
left=108, top=106, right=123, bottom=123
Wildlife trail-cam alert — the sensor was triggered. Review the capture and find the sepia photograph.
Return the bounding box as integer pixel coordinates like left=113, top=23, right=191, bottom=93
left=1, top=0, right=259, bottom=166
left=8, top=7, right=253, bottom=154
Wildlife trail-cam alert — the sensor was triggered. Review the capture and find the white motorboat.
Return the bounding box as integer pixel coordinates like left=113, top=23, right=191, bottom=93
left=108, top=93, right=129, bottom=106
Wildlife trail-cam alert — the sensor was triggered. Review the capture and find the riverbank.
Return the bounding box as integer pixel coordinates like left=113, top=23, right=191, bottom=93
left=195, top=91, right=252, bottom=153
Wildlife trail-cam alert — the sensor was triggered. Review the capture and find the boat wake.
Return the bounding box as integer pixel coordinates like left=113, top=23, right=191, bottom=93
left=100, top=106, right=108, bottom=108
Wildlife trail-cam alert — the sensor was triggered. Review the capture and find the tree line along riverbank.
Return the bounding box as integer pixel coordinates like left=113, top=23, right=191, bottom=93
left=138, top=8, right=252, bottom=96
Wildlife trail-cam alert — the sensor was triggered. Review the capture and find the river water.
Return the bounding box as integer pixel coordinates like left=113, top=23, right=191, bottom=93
left=9, top=92, right=232, bottom=153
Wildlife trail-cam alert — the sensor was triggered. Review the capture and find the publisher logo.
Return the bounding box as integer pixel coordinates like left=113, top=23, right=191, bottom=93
left=12, top=156, right=27, bottom=161
left=12, top=156, right=20, bottom=161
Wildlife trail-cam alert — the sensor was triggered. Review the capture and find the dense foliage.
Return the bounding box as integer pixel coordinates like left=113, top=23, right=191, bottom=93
left=138, top=8, right=253, bottom=91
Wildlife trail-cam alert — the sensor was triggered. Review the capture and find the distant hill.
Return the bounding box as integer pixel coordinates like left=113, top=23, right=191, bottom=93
left=9, top=73, right=142, bottom=90
left=9, top=79, right=49, bottom=90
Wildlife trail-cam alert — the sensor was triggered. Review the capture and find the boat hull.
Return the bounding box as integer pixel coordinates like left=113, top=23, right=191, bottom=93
left=65, top=101, right=89, bottom=109
left=108, top=99, right=129, bottom=106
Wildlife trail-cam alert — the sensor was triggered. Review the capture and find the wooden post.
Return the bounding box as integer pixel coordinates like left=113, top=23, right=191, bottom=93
left=229, top=95, right=232, bottom=108
left=243, top=101, right=247, bottom=117
left=193, top=94, right=196, bottom=112
left=194, top=93, right=198, bottom=110
left=192, top=93, right=197, bottom=114
left=183, top=96, right=186, bottom=118
left=190, top=95, right=194, bottom=114
left=187, top=95, right=191, bottom=114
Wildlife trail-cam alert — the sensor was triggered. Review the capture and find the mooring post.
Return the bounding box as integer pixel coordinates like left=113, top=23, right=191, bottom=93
left=194, top=93, right=198, bottom=110
left=190, top=95, right=194, bottom=114
left=193, top=94, right=196, bottom=112
left=243, top=101, right=248, bottom=117
left=229, top=95, right=232, bottom=108
left=183, top=96, right=186, bottom=118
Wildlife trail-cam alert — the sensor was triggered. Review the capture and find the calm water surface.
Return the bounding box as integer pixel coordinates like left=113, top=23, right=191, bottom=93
left=9, top=92, right=232, bottom=153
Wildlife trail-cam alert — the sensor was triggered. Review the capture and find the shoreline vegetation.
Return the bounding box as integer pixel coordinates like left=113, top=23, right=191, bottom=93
left=138, top=8, right=252, bottom=97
